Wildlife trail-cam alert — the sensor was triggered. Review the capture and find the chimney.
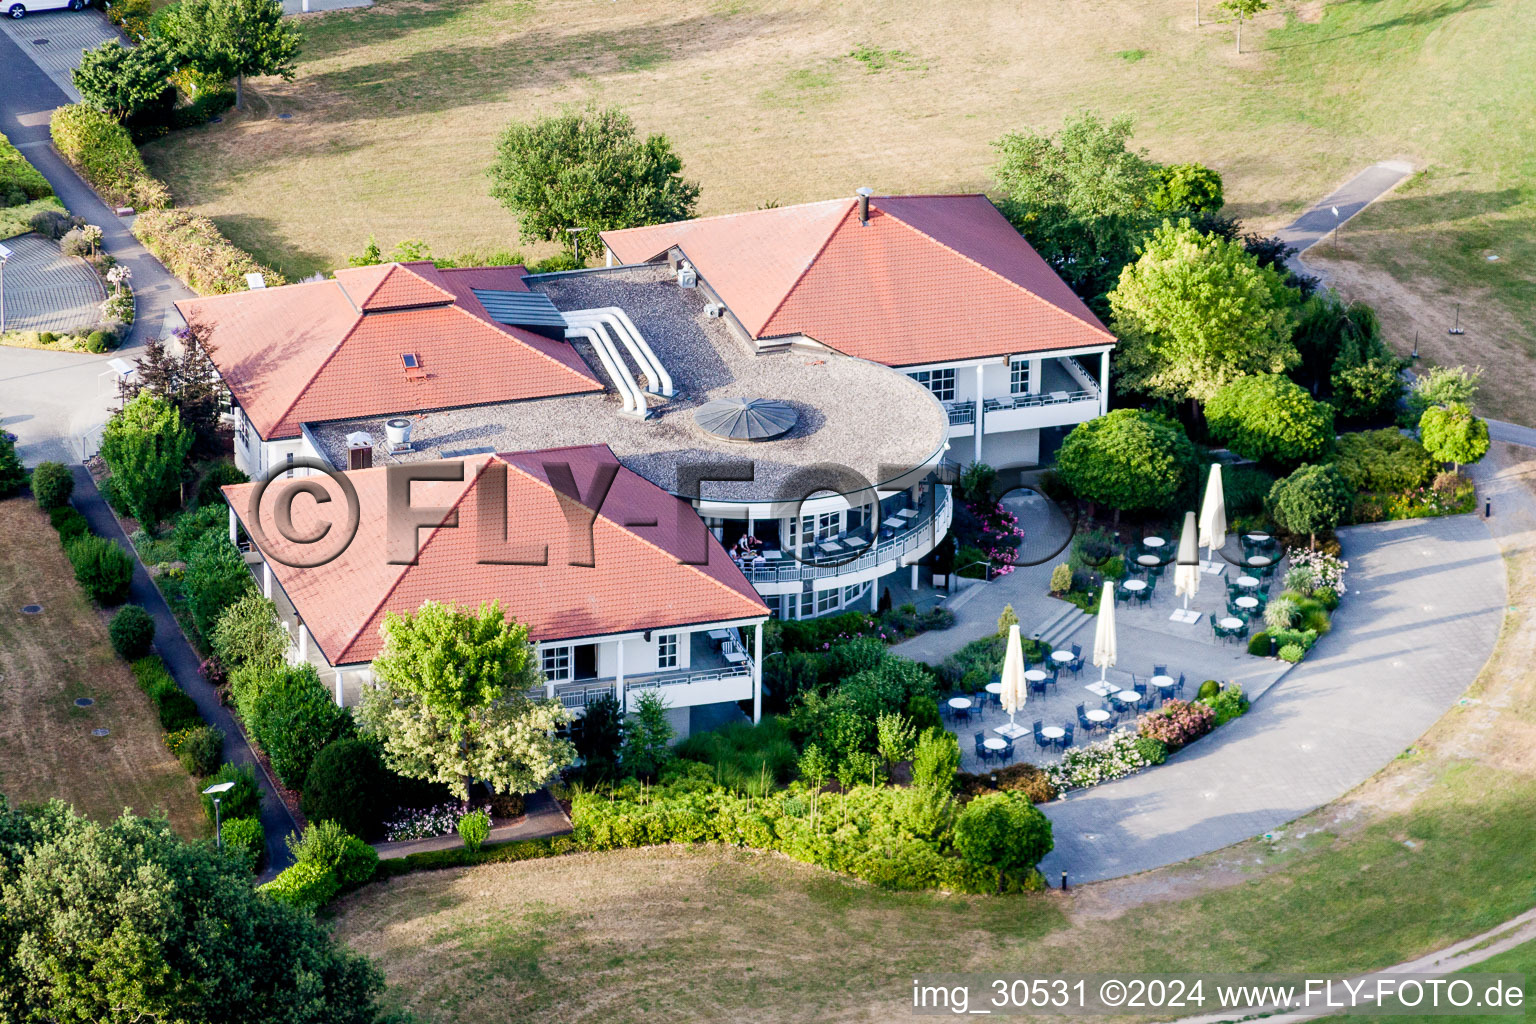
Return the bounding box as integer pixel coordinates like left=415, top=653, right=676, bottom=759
left=856, top=187, right=873, bottom=226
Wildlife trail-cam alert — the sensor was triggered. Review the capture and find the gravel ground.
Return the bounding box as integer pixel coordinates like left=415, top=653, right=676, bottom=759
left=314, top=265, right=948, bottom=501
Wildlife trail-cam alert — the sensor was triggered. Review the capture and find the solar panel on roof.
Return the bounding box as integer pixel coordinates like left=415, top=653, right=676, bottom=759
left=471, top=289, right=569, bottom=339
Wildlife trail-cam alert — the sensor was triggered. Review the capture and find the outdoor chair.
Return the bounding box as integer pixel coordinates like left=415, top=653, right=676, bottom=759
left=1000, top=738, right=1016, bottom=763
left=1029, top=677, right=1047, bottom=696
left=1153, top=664, right=1167, bottom=678
left=1231, top=618, right=1250, bottom=639
left=1069, top=643, right=1084, bottom=675
left=1044, top=669, right=1060, bottom=692
left=1135, top=586, right=1152, bottom=608
left=1058, top=724, right=1075, bottom=749
left=1175, top=672, right=1187, bottom=697
left=1077, top=703, right=1092, bottom=730
left=1033, top=720, right=1049, bottom=750
left=1156, top=679, right=1178, bottom=704
left=974, top=732, right=989, bottom=762
left=955, top=704, right=971, bottom=724
left=1115, top=586, right=1132, bottom=606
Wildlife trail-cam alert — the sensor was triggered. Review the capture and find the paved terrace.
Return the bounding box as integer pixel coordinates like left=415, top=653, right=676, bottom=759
left=310, top=264, right=948, bottom=502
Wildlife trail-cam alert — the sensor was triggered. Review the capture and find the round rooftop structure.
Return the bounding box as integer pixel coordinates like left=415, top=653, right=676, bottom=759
left=693, top=398, right=799, bottom=442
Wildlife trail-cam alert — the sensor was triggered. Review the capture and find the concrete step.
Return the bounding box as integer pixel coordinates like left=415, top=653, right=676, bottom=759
left=1030, top=601, right=1077, bottom=643
left=1039, top=605, right=1092, bottom=649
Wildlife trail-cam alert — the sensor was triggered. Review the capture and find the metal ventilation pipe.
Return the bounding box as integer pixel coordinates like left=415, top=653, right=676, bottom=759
left=856, top=186, right=873, bottom=226
left=565, top=324, right=642, bottom=415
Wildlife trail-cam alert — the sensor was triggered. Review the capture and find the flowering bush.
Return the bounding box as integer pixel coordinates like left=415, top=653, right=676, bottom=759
left=1047, top=733, right=1157, bottom=791
left=1137, top=699, right=1216, bottom=749
left=1287, top=547, right=1348, bottom=597
left=384, top=802, right=490, bottom=842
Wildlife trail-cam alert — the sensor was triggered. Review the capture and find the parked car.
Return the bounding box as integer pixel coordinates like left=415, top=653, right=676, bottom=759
left=7, top=0, right=91, bottom=17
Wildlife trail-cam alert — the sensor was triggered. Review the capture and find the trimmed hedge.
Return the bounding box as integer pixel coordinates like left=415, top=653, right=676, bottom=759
left=0, top=128, right=54, bottom=204
left=200, top=762, right=261, bottom=821
left=220, top=815, right=265, bottom=873
left=64, top=534, right=134, bottom=605
left=230, top=663, right=350, bottom=789
left=49, top=506, right=90, bottom=544
left=30, top=461, right=73, bottom=510
left=372, top=833, right=581, bottom=881
left=50, top=103, right=170, bottom=211
left=166, top=723, right=224, bottom=777
left=108, top=604, right=156, bottom=659
left=130, top=656, right=204, bottom=732
left=259, top=860, right=338, bottom=913
left=132, top=208, right=286, bottom=295
left=301, top=738, right=385, bottom=839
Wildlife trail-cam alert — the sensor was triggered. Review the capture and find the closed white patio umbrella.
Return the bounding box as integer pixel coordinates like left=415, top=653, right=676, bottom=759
left=1175, top=510, right=1200, bottom=610
left=1198, top=463, right=1228, bottom=561
left=1093, top=582, right=1117, bottom=682
left=999, top=623, right=1027, bottom=727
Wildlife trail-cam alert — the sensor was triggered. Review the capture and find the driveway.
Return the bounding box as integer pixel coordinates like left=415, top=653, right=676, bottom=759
left=0, top=231, right=106, bottom=334
left=0, top=12, right=192, bottom=466
left=1039, top=512, right=1505, bottom=883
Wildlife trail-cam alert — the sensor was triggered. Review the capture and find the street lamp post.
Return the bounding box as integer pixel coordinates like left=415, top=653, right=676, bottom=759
left=202, top=780, right=236, bottom=849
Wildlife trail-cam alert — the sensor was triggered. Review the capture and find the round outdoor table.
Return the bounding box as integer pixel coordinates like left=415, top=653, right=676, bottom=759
left=1143, top=536, right=1166, bottom=548
left=1249, top=555, right=1273, bottom=567
left=1050, top=650, right=1075, bottom=664
left=947, top=697, right=973, bottom=710
left=1122, top=579, right=1147, bottom=592
left=1235, top=595, right=1259, bottom=610
left=984, top=682, right=1003, bottom=696
left=1024, top=669, right=1048, bottom=682
left=1113, top=690, right=1143, bottom=704
left=1040, top=726, right=1065, bottom=740
left=1219, top=616, right=1244, bottom=630
left=1150, top=674, right=1174, bottom=689
left=1085, top=708, right=1110, bottom=723
left=983, top=737, right=1008, bottom=751
left=1137, top=554, right=1160, bottom=566
left=1235, top=575, right=1260, bottom=588
left=1245, top=533, right=1271, bottom=542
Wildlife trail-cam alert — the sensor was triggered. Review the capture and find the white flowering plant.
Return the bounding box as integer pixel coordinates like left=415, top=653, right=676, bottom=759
left=383, top=801, right=491, bottom=842
left=1286, top=547, right=1348, bottom=597
left=1046, top=732, right=1155, bottom=791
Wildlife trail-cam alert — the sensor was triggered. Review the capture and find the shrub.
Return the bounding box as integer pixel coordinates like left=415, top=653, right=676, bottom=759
left=1048, top=732, right=1160, bottom=790
left=1134, top=736, right=1168, bottom=765
left=673, top=716, right=799, bottom=796
left=259, top=860, right=339, bottom=913
left=1196, top=679, right=1221, bottom=700
left=172, top=501, right=228, bottom=558
left=108, top=604, right=156, bottom=659
left=1206, top=374, right=1335, bottom=468
left=952, top=792, right=1054, bottom=879
left=50, top=506, right=89, bottom=543
left=166, top=723, right=223, bottom=776
left=287, top=819, right=378, bottom=887
left=1278, top=643, right=1306, bottom=663
left=210, top=593, right=289, bottom=670
left=1056, top=408, right=1196, bottom=514
left=458, top=809, right=491, bottom=853
left=954, top=762, right=1058, bottom=803
left=0, top=431, right=22, bottom=499
left=1200, top=685, right=1249, bottom=726
left=911, top=728, right=962, bottom=789
left=185, top=530, right=253, bottom=639
left=1333, top=429, right=1435, bottom=493
left=1295, top=597, right=1331, bottom=635
left=196, top=461, right=249, bottom=506
left=30, top=461, right=73, bottom=509
left=201, top=762, right=261, bottom=821
left=219, top=815, right=265, bottom=873
left=1137, top=699, right=1216, bottom=749
left=50, top=103, right=169, bottom=210
left=0, top=129, right=54, bottom=202
left=1264, top=596, right=1299, bottom=630
left=156, top=687, right=202, bottom=733
left=232, top=663, right=349, bottom=788
left=301, top=738, right=386, bottom=839
left=132, top=208, right=286, bottom=295
left=1049, top=563, right=1073, bottom=594
left=1248, top=631, right=1272, bottom=656
left=65, top=535, right=134, bottom=604
left=85, top=330, right=114, bottom=353
left=100, top=393, right=192, bottom=526
left=1267, top=463, right=1351, bottom=547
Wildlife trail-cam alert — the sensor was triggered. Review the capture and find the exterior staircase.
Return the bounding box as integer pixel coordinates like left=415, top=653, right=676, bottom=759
left=1035, top=600, right=1092, bottom=650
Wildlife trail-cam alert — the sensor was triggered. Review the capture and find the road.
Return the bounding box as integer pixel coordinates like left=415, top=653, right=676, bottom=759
left=0, top=10, right=192, bottom=466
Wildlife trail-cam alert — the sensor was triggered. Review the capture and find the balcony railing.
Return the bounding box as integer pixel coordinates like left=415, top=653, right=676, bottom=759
left=740, top=486, right=952, bottom=585
left=943, top=401, right=975, bottom=426
left=533, top=659, right=754, bottom=710
left=983, top=386, right=1098, bottom=413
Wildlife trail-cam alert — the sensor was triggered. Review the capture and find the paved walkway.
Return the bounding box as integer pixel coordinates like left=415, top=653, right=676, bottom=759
left=0, top=7, right=118, bottom=102
left=0, top=19, right=192, bottom=466
left=1039, top=512, right=1505, bottom=883
left=0, top=231, right=105, bottom=333
left=1275, top=160, right=1414, bottom=278
left=375, top=790, right=571, bottom=860
left=70, top=467, right=298, bottom=877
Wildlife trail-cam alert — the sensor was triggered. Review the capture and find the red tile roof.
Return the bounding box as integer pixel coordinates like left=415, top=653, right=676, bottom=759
left=601, top=194, right=1115, bottom=366
left=178, top=263, right=602, bottom=440
left=223, top=445, right=768, bottom=666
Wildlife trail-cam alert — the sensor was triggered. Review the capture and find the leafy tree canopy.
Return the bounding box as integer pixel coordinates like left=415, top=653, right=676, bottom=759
left=158, top=0, right=301, bottom=108
left=72, top=39, right=174, bottom=121
left=1267, top=462, right=1351, bottom=547
left=1055, top=408, right=1197, bottom=514
left=1108, top=219, right=1300, bottom=403
left=1149, top=162, right=1225, bottom=214
left=1407, top=364, right=1481, bottom=420
left=1419, top=401, right=1489, bottom=471
left=488, top=106, right=700, bottom=250
left=100, top=392, right=193, bottom=526
left=1205, top=373, right=1335, bottom=468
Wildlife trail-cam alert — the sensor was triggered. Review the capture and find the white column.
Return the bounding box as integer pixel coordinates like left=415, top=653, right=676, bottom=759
left=910, top=563, right=919, bottom=589
left=869, top=582, right=879, bottom=611
left=262, top=561, right=272, bottom=599
left=298, top=623, right=309, bottom=660
left=746, top=511, right=755, bottom=539
left=334, top=669, right=345, bottom=707
left=228, top=506, right=237, bottom=545
left=1099, top=349, right=1110, bottom=415
left=614, top=638, right=625, bottom=709
left=752, top=622, right=763, bottom=723
left=973, top=363, right=985, bottom=464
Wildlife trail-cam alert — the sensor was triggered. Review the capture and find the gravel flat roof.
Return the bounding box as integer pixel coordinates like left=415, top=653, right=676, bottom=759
left=310, top=265, right=948, bottom=502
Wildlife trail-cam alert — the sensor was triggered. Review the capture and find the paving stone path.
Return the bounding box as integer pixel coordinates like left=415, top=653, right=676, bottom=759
left=0, top=231, right=105, bottom=334
left=0, top=7, right=118, bottom=102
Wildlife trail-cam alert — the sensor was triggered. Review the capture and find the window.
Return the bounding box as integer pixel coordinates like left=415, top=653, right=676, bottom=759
left=285, top=452, right=295, bottom=478
left=656, top=633, right=678, bottom=670
left=234, top=407, right=249, bottom=448
left=541, top=646, right=571, bottom=682
left=909, top=368, right=956, bottom=402
left=816, top=588, right=839, bottom=614
left=1010, top=357, right=1031, bottom=395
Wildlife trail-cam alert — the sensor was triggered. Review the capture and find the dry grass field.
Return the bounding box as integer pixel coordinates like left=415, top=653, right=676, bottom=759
left=333, top=447, right=1536, bottom=1023
left=139, top=0, right=1536, bottom=423
left=0, top=499, right=204, bottom=835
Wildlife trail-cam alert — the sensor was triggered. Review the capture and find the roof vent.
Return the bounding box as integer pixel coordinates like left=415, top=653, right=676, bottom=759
left=693, top=398, right=798, bottom=442
left=345, top=431, right=373, bottom=470
left=385, top=417, right=412, bottom=452
left=704, top=302, right=724, bottom=319
left=856, top=186, right=873, bottom=226
left=677, top=260, right=698, bottom=288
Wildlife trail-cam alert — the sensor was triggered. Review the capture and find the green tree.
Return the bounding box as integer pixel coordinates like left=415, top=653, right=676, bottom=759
left=619, top=689, right=674, bottom=780
left=875, top=711, right=916, bottom=771
left=210, top=592, right=290, bottom=670
left=1108, top=220, right=1300, bottom=405
left=1205, top=373, right=1335, bottom=468
left=910, top=727, right=961, bottom=790
left=72, top=39, right=174, bottom=121
left=1219, top=0, right=1270, bottom=52
left=488, top=106, right=700, bottom=251
left=1331, top=358, right=1404, bottom=424
left=1406, top=364, right=1481, bottom=421
left=358, top=600, right=572, bottom=804
left=992, top=111, right=1157, bottom=306
left=1419, top=401, right=1490, bottom=472
left=348, top=235, right=383, bottom=267
left=99, top=392, right=193, bottom=526
left=1289, top=291, right=1386, bottom=394
left=574, top=692, right=623, bottom=781
left=30, top=460, right=74, bottom=509
left=1055, top=408, right=1197, bottom=519
left=1148, top=162, right=1225, bottom=214
left=952, top=791, right=1054, bottom=880
left=0, top=428, right=24, bottom=498
left=120, top=327, right=225, bottom=453
left=185, top=531, right=254, bottom=639
left=1267, top=463, right=1352, bottom=548
left=0, top=799, right=389, bottom=1023
left=159, top=0, right=301, bottom=109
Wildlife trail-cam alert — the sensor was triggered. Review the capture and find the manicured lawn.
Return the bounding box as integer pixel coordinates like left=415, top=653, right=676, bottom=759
left=332, top=445, right=1536, bottom=1022
left=138, top=0, right=1535, bottom=424
left=0, top=498, right=205, bottom=836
